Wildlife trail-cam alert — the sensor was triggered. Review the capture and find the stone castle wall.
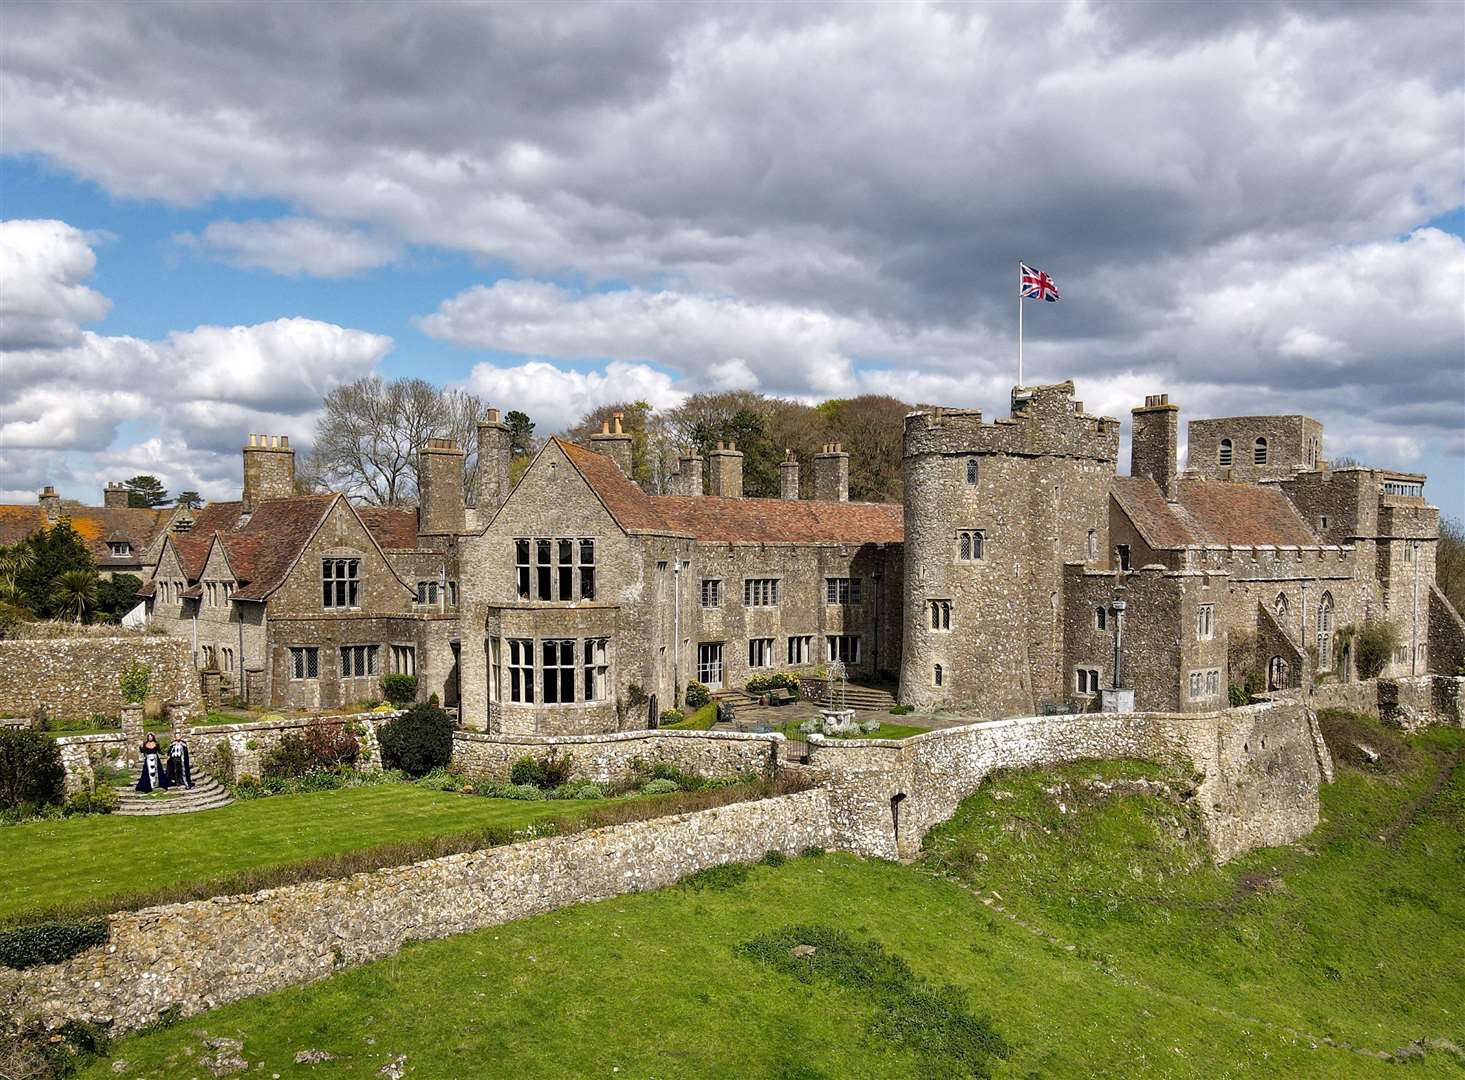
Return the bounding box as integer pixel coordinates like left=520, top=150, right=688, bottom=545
left=451, top=727, right=782, bottom=783
left=3, top=788, right=833, bottom=1035
left=0, top=636, right=199, bottom=723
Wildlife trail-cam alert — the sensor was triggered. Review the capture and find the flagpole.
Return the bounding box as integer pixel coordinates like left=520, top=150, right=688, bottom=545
left=1017, top=261, right=1024, bottom=388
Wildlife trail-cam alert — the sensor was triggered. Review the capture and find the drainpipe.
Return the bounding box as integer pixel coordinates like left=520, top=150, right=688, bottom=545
left=1110, top=599, right=1125, bottom=689
left=673, top=552, right=681, bottom=708
left=1411, top=540, right=1419, bottom=675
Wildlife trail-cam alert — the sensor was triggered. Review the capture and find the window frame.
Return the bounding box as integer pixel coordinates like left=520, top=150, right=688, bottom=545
left=1218, top=439, right=1233, bottom=466
left=748, top=637, right=775, bottom=669
left=743, top=578, right=780, bottom=607
left=1253, top=437, right=1268, bottom=465
left=508, top=638, right=534, bottom=703
left=289, top=645, right=319, bottom=680
left=321, top=557, right=361, bottom=610
left=786, top=635, right=811, bottom=665
left=929, top=599, right=952, bottom=631
left=700, top=578, right=722, bottom=609
left=957, top=529, right=985, bottom=561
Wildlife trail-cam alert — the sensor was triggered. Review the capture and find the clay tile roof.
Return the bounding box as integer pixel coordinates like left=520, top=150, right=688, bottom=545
left=1110, top=477, right=1198, bottom=549
left=229, top=494, right=336, bottom=601
left=357, top=506, right=420, bottom=550
left=650, top=495, right=904, bottom=544
left=0, top=504, right=173, bottom=562
left=558, top=437, right=904, bottom=544
left=557, top=439, right=670, bottom=533
left=0, top=506, right=51, bottom=547
left=170, top=534, right=215, bottom=579
left=187, top=500, right=244, bottom=535
left=1174, top=477, right=1319, bottom=547
left=179, top=583, right=203, bottom=600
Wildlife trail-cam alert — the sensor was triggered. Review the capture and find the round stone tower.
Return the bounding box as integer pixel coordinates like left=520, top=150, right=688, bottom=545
left=899, top=382, right=1120, bottom=716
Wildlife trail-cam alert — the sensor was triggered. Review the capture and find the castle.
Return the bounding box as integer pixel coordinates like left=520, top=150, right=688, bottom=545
left=10, top=381, right=1459, bottom=726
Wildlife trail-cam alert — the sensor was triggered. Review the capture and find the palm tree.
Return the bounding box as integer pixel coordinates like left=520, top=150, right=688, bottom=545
left=0, top=543, right=36, bottom=600
left=51, top=570, right=99, bottom=624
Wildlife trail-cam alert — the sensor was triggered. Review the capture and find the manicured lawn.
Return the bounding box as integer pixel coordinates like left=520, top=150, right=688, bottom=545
left=660, top=701, right=718, bottom=729
left=0, top=785, right=605, bottom=925
left=74, top=718, right=1465, bottom=1078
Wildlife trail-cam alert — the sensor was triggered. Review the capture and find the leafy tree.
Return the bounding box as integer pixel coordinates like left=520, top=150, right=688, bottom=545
left=566, top=400, right=661, bottom=486
left=1353, top=620, right=1399, bottom=680
left=505, top=409, right=539, bottom=486
left=15, top=521, right=94, bottom=619
left=816, top=395, right=909, bottom=502
left=124, top=475, right=169, bottom=508
left=1438, top=516, right=1465, bottom=617
left=51, top=569, right=99, bottom=623
left=309, top=376, right=489, bottom=505
left=96, top=574, right=143, bottom=621
left=0, top=729, right=66, bottom=809
left=0, top=543, right=36, bottom=605
left=175, top=490, right=203, bottom=509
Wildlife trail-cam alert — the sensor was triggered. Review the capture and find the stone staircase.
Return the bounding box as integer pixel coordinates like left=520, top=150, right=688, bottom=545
left=115, top=771, right=233, bottom=816
left=820, top=684, right=899, bottom=711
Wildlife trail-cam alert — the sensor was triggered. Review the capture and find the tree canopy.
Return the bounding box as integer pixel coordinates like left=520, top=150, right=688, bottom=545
left=125, top=475, right=169, bottom=508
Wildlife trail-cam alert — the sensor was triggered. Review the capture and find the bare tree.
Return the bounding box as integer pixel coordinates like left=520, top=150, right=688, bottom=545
left=309, top=376, right=486, bottom=505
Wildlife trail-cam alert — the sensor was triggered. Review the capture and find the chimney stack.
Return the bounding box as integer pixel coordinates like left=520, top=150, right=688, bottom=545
left=242, top=434, right=296, bottom=512
left=103, top=482, right=130, bottom=509
left=1130, top=394, right=1179, bottom=501
left=418, top=437, right=466, bottom=535
left=813, top=442, right=849, bottom=502
left=672, top=449, right=704, bottom=496
left=38, top=485, right=61, bottom=518
left=708, top=440, right=744, bottom=498
left=589, top=409, right=635, bottom=476
left=779, top=449, right=800, bottom=500
left=476, top=408, right=512, bottom=514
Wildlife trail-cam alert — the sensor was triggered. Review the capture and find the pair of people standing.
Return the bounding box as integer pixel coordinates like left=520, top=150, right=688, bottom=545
left=135, top=732, right=193, bottom=792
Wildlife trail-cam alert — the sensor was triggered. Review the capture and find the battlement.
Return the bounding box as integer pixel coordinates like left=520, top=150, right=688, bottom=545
left=903, top=380, right=1120, bottom=462
left=1186, top=543, right=1357, bottom=580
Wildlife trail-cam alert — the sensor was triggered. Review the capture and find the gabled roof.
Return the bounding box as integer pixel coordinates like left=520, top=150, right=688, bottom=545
left=1112, top=475, right=1319, bottom=549
left=357, top=506, right=421, bottom=550
left=556, top=437, right=904, bottom=545
left=0, top=504, right=175, bottom=563
left=169, top=533, right=215, bottom=579
left=228, top=495, right=337, bottom=601
left=187, top=500, right=245, bottom=535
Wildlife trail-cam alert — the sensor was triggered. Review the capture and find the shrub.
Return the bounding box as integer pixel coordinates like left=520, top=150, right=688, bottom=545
left=205, top=740, right=236, bottom=786
left=261, top=733, right=315, bottom=780
left=889, top=704, right=914, bottom=716
left=64, top=783, right=118, bottom=816
left=509, top=755, right=543, bottom=787
left=427, top=692, right=440, bottom=707
left=377, top=703, right=454, bottom=777
left=118, top=663, right=150, bottom=705
left=745, top=672, right=802, bottom=697
left=684, top=681, right=711, bottom=709
left=760, top=850, right=787, bottom=867
left=380, top=673, right=419, bottom=707
left=1353, top=619, right=1399, bottom=680
left=659, top=708, right=686, bottom=726
left=0, top=919, right=109, bottom=969
left=0, top=729, right=66, bottom=810
left=642, top=777, right=680, bottom=795
left=510, top=752, right=572, bottom=789
left=680, top=863, right=750, bottom=891
left=302, top=723, right=360, bottom=768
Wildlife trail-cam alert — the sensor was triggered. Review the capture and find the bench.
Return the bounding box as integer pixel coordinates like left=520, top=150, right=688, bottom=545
left=768, top=688, right=794, bottom=707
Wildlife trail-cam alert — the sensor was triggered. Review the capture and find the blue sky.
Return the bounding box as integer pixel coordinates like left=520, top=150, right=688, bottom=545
left=2, top=2, right=1461, bottom=520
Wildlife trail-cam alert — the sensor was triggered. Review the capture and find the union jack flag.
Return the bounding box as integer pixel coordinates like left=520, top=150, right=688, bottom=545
left=1020, top=262, right=1061, bottom=302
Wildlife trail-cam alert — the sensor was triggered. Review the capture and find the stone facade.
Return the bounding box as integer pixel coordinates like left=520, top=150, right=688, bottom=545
left=0, top=636, right=198, bottom=722
left=1187, top=414, right=1324, bottom=483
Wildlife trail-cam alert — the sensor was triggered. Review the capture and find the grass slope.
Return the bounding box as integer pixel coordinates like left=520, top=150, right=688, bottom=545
left=0, top=786, right=602, bottom=925
left=70, top=717, right=1465, bottom=1079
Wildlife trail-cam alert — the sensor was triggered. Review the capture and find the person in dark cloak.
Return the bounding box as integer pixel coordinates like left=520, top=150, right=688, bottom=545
left=136, top=731, right=169, bottom=792
left=165, top=735, right=194, bottom=788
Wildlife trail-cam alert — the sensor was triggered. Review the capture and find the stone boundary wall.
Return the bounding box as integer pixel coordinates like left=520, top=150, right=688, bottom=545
left=3, top=788, right=832, bottom=1034
left=450, top=728, right=783, bottom=783
left=810, top=701, right=1333, bottom=864
left=0, top=637, right=199, bottom=723
left=1261, top=675, right=1464, bottom=728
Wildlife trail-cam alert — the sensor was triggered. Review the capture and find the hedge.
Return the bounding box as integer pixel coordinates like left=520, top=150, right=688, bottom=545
left=0, top=918, right=109, bottom=969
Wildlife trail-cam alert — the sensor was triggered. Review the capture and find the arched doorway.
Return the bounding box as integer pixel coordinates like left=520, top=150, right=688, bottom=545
left=1267, top=656, right=1289, bottom=690
left=648, top=693, right=659, bottom=729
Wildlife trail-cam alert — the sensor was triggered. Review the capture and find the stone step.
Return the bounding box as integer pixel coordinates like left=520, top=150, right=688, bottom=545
left=116, top=769, right=233, bottom=816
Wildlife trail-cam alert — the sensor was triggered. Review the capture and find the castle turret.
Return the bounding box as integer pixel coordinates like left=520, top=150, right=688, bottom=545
left=899, top=382, right=1120, bottom=716
left=242, top=434, right=295, bottom=512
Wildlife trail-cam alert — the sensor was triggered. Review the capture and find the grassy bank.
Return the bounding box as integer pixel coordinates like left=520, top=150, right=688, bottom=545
left=65, top=714, right=1464, bottom=1077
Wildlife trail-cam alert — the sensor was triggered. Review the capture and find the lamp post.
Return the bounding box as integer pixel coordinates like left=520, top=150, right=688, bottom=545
left=1111, top=599, right=1126, bottom=689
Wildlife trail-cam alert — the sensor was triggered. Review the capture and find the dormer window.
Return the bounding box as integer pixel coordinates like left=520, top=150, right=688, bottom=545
left=107, top=541, right=132, bottom=557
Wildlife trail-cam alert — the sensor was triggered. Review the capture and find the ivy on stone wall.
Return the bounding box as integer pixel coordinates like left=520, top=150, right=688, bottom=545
left=0, top=918, right=109, bottom=970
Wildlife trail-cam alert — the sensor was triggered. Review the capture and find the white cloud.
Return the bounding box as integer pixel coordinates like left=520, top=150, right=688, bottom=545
left=461, top=359, right=685, bottom=434
left=0, top=220, right=392, bottom=497
left=177, top=217, right=399, bottom=278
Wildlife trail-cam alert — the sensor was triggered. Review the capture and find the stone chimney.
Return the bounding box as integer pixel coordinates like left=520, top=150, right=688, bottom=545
left=242, top=434, right=296, bottom=512
left=1130, top=394, right=1179, bottom=501
left=38, top=485, right=62, bottom=518
left=475, top=408, right=512, bottom=514
left=418, top=437, right=466, bottom=535
left=779, top=450, right=800, bottom=500
left=708, top=440, right=744, bottom=499
left=813, top=442, right=849, bottom=502
left=589, top=410, right=634, bottom=475
left=103, top=482, right=130, bottom=509
left=672, top=449, right=704, bottom=496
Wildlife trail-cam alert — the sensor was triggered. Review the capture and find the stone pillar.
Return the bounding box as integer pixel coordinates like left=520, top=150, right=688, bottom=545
left=418, top=438, right=466, bottom=534
left=121, top=704, right=144, bottom=764
left=779, top=450, right=800, bottom=500
left=813, top=443, right=849, bottom=502
left=1131, top=395, right=1179, bottom=500
left=708, top=441, right=744, bottom=499
left=200, top=669, right=223, bottom=711
left=475, top=409, right=512, bottom=514
left=589, top=411, right=635, bottom=476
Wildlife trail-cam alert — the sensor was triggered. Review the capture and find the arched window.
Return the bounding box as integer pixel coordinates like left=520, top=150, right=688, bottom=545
left=1316, top=592, right=1334, bottom=670
left=933, top=664, right=943, bottom=687
left=972, top=532, right=984, bottom=560
left=1094, top=606, right=1106, bottom=630
left=1268, top=656, right=1289, bottom=690
left=1254, top=437, right=1268, bottom=465
left=960, top=532, right=970, bottom=560
left=965, top=458, right=979, bottom=485
left=1086, top=528, right=1097, bottom=561
left=1273, top=592, right=1289, bottom=619
left=1218, top=439, right=1233, bottom=466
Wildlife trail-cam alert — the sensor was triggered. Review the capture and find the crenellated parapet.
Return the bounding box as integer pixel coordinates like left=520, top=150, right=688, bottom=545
left=903, top=382, right=1120, bottom=463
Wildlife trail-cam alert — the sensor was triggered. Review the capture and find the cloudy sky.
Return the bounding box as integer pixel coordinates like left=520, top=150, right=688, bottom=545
left=2, top=1, right=1462, bottom=517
